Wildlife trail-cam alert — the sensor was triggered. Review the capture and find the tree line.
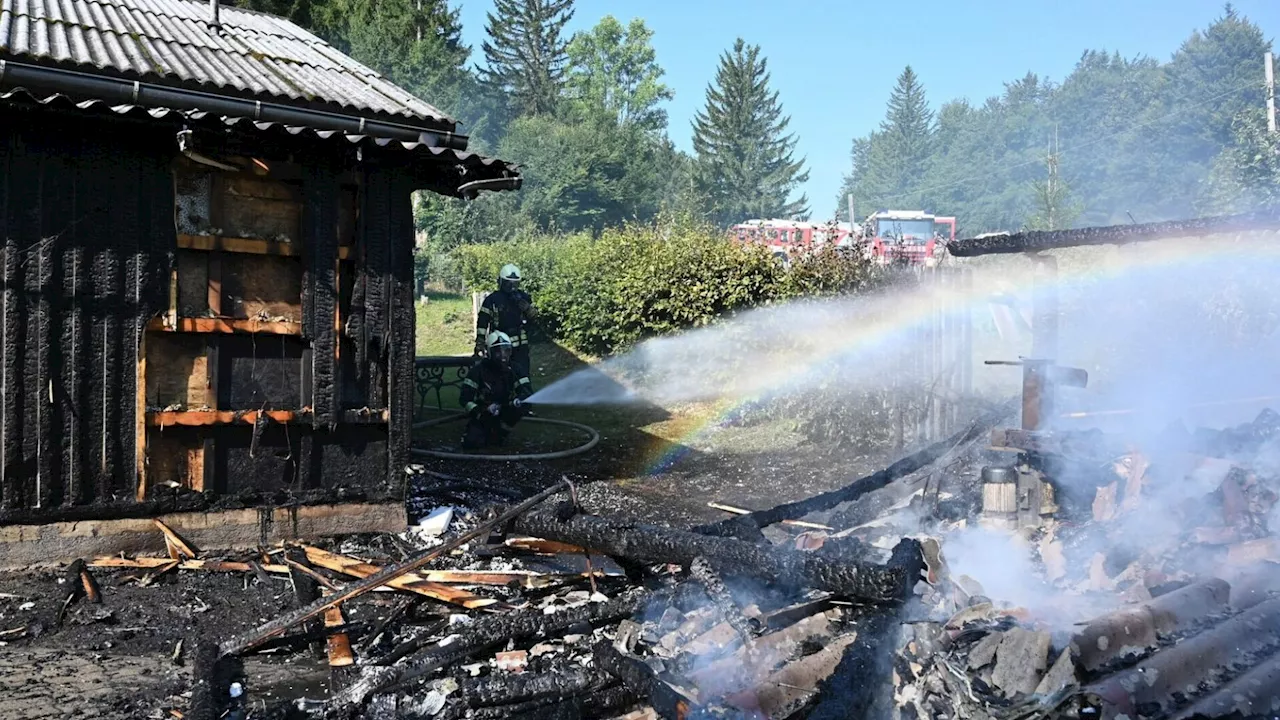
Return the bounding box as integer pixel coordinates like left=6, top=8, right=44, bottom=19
left=236, top=1, right=1279, bottom=245
left=231, top=0, right=809, bottom=251
left=838, top=5, right=1277, bottom=235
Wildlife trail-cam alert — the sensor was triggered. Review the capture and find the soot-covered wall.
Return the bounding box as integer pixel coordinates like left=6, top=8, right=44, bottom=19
left=0, top=105, right=416, bottom=525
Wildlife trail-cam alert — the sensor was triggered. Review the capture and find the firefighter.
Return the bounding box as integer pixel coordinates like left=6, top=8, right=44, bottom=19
left=459, top=331, right=533, bottom=450
left=475, top=264, right=536, bottom=382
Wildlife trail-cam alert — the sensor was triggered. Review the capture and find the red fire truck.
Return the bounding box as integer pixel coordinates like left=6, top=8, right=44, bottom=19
left=863, top=210, right=956, bottom=267
left=728, top=220, right=855, bottom=266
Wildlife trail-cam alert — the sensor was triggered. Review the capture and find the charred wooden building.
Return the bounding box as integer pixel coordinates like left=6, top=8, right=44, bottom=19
left=0, top=0, right=518, bottom=556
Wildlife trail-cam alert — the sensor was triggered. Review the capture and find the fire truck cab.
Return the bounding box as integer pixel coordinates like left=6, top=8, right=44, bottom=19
left=864, top=210, right=956, bottom=267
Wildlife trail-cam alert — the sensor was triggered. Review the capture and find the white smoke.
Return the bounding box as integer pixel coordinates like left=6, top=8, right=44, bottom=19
left=526, top=273, right=1022, bottom=407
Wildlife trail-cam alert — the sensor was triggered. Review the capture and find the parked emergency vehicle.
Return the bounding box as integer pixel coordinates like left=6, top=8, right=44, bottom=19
left=728, top=220, right=855, bottom=266
left=862, top=210, right=956, bottom=267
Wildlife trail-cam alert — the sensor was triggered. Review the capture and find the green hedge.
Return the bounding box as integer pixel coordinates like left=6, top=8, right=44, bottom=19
left=453, top=217, right=873, bottom=356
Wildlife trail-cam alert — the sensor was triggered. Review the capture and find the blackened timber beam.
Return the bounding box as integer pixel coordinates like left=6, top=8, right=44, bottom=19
left=948, top=208, right=1280, bottom=257
left=385, top=175, right=417, bottom=482
left=513, top=510, right=923, bottom=604
left=378, top=587, right=650, bottom=670
left=694, top=402, right=1012, bottom=535
left=302, top=164, right=339, bottom=429
left=593, top=640, right=694, bottom=720
left=334, top=587, right=655, bottom=714
left=803, top=613, right=898, bottom=720
left=451, top=663, right=615, bottom=710
left=689, top=556, right=758, bottom=644
left=465, top=685, right=637, bottom=720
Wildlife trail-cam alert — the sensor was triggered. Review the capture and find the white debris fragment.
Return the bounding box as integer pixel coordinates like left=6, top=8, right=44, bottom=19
left=415, top=691, right=447, bottom=716
left=529, top=642, right=558, bottom=657
left=414, top=507, right=456, bottom=539
left=18, top=602, right=34, bottom=611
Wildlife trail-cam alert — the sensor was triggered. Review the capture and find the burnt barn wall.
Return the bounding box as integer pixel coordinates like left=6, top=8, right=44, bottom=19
left=0, top=105, right=413, bottom=524
left=0, top=112, right=170, bottom=515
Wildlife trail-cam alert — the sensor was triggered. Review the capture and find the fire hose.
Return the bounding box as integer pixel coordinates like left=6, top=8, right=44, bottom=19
left=411, top=411, right=600, bottom=461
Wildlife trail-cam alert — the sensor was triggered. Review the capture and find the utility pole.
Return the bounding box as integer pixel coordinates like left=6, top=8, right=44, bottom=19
left=1043, top=125, right=1060, bottom=230
left=847, top=194, right=855, bottom=228
left=1267, top=51, right=1276, bottom=135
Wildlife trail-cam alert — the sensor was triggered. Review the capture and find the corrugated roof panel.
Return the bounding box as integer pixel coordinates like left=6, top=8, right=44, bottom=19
left=0, top=87, right=519, bottom=181
left=0, top=0, right=454, bottom=128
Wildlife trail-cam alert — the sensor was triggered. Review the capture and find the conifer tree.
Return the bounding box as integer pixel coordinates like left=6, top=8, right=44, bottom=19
left=480, top=0, right=575, bottom=118
left=692, top=38, right=809, bottom=224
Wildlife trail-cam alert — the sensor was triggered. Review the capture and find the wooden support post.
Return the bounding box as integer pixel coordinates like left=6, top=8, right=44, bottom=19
left=135, top=331, right=148, bottom=502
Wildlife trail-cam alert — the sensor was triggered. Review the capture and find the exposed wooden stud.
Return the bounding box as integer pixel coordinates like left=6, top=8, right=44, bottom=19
left=146, top=316, right=304, bottom=336
left=79, top=564, right=103, bottom=604
left=706, top=501, right=834, bottom=531
left=503, top=537, right=592, bottom=555
left=146, top=408, right=388, bottom=427
left=177, top=234, right=350, bottom=260
left=282, top=554, right=340, bottom=590
left=135, top=331, right=148, bottom=502
left=154, top=519, right=199, bottom=560
left=90, top=557, right=290, bottom=574
left=189, top=441, right=208, bottom=494
left=150, top=410, right=306, bottom=427
left=168, top=266, right=179, bottom=327
left=301, top=545, right=500, bottom=609
left=324, top=601, right=356, bottom=667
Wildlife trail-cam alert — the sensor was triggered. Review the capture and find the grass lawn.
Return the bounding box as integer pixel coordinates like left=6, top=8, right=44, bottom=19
left=414, top=291, right=475, bottom=357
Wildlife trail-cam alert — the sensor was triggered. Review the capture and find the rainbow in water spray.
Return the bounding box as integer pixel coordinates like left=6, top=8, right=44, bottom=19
left=531, top=238, right=1280, bottom=476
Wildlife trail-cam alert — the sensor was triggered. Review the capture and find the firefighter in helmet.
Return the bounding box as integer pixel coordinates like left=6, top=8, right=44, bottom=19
left=475, top=264, right=537, bottom=383
left=459, top=331, right=533, bottom=450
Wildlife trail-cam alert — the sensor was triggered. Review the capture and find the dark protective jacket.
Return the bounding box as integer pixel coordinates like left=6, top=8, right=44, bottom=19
left=459, top=358, right=533, bottom=416
left=475, top=289, right=534, bottom=350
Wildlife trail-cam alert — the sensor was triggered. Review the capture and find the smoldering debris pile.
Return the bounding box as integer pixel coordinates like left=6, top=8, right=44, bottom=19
left=38, top=409, right=1280, bottom=720
left=888, top=409, right=1280, bottom=720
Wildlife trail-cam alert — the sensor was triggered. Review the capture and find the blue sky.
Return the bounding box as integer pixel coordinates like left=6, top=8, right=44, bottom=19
left=456, top=1, right=1280, bottom=218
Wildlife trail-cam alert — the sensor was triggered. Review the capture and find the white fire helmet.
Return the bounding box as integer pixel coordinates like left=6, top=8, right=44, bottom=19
left=486, top=331, right=513, bottom=362
left=499, top=264, right=522, bottom=289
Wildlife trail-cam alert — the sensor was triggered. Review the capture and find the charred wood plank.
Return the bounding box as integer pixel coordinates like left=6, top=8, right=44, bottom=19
left=367, top=587, right=652, bottom=699
left=513, top=511, right=923, bottom=604
left=693, top=404, right=1009, bottom=534
left=484, top=685, right=638, bottom=720
left=948, top=208, right=1280, bottom=257
left=361, top=597, right=419, bottom=654
left=593, top=641, right=694, bottom=720
left=217, top=480, right=566, bottom=658
left=301, top=545, right=497, bottom=609
left=803, top=613, right=898, bottom=720
left=689, top=557, right=759, bottom=645
left=453, top=664, right=614, bottom=709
